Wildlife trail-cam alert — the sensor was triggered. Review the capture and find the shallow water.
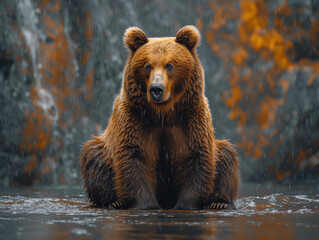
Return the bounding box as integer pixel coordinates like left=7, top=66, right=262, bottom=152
left=0, top=183, right=318, bottom=240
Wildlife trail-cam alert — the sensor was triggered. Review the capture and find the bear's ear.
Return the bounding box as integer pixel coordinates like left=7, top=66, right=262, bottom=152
left=123, top=27, right=148, bottom=52
left=175, top=25, right=201, bottom=51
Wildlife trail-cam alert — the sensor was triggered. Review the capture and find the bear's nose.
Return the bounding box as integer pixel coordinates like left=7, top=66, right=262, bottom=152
left=149, top=83, right=164, bottom=102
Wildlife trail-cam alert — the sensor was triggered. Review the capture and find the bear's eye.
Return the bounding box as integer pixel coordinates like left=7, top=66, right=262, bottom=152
left=144, top=63, right=152, bottom=72
left=165, top=63, right=173, bottom=72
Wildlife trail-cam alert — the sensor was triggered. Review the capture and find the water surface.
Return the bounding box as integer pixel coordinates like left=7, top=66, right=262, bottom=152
left=0, top=183, right=318, bottom=239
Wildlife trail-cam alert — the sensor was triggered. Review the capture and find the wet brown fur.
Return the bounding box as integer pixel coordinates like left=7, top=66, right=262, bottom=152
left=80, top=26, right=240, bottom=209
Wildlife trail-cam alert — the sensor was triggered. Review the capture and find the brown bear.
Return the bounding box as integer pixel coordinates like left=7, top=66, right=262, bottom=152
left=80, top=26, right=240, bottom=210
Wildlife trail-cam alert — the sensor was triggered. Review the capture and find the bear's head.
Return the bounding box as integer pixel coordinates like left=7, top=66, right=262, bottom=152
left=123, top=26, right=202, bottom=111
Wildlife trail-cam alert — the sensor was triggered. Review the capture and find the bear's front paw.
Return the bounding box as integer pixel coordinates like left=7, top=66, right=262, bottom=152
left=208, top=202, right=229, bottom=210
left=109, top=201, right=126, bottom=209
left=134, top=199, right=160, bottom=210
left=109, top=198, right=159, bottom=210
left=173, top=199, right=198, bottom=210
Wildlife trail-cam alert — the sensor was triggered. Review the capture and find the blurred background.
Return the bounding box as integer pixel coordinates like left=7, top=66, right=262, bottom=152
left=0, top=0, right=318, bottom=186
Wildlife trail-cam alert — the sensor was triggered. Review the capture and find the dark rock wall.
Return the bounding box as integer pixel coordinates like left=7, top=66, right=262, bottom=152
left=0, top=0, right=318, bottom=186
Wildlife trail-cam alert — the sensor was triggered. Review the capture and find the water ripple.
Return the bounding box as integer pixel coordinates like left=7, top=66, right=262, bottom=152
left=0, top=185, right=318, bottom=239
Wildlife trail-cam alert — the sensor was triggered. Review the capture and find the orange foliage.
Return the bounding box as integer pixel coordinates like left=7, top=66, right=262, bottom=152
left=201, top=0, right=319, bottom=178
left=231, top=47, right=249, bottom=66
left=20, top=109, right=52, bottom=154
left=85, top=12, right=93, bottom=41
left=85, top=69, right=94, bottom=100
left=239, top=0, right=293, bottom=70
left=18, top=0, right=95, bottom=183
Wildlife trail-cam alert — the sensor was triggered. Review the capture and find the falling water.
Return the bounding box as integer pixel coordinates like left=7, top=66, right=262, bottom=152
left=17, top=0, right=59, bottom=122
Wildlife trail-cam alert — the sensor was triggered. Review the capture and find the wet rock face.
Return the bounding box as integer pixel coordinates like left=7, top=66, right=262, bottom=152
left=0, top=0, right=318, bottom=186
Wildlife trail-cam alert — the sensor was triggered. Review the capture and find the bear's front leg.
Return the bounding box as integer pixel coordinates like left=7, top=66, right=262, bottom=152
left=208, top=140, right=239, bottom=210
left=173, top=109, right=215, bottom=210
left=173, top=150, right=215, bottom=210
left=112, top=144, right=160, bottom=209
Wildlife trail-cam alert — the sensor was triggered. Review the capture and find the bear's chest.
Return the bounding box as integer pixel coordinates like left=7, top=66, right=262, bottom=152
left=162, top=125, right=187, bottom=157
left=144, top=124, right=188, bottom=162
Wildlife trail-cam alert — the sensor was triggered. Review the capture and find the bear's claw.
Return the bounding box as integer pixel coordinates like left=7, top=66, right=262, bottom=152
left=111, top=201, right=125, bottom=209
left=209, top=202, right=228, bottom=210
